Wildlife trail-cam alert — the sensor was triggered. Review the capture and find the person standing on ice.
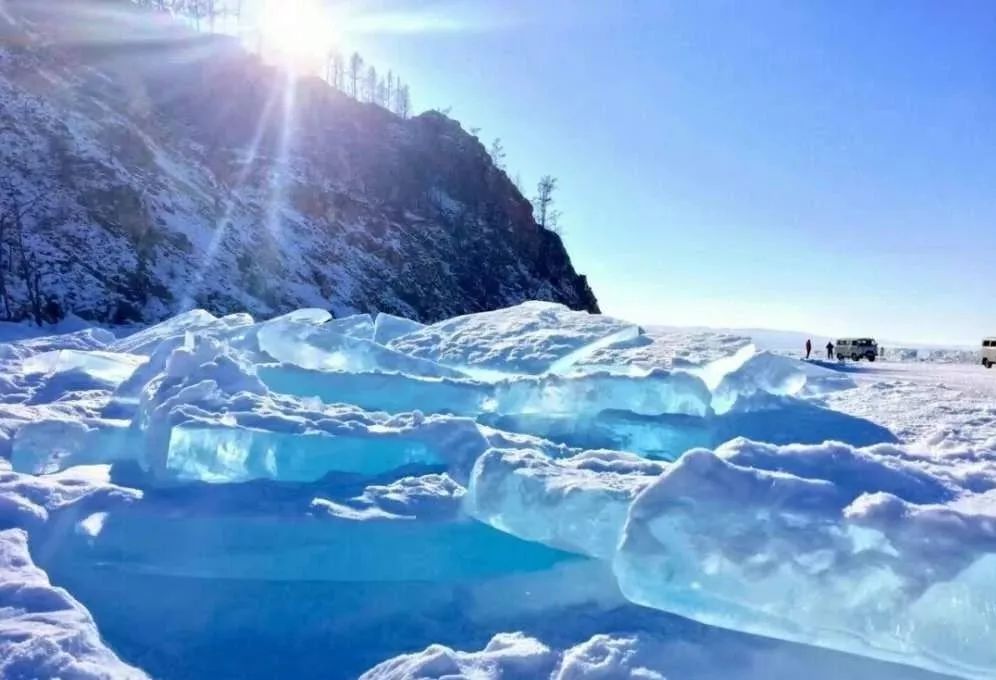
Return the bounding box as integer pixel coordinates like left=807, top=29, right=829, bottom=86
left=826, top=341, right=835, bottom=360
left=805, top=338, right=812, bottom=359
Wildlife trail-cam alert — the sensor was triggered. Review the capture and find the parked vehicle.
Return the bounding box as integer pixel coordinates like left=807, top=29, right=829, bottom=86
left=982, top=338, right=996, bottom=368
left=836, top=338, right=878, bottom=362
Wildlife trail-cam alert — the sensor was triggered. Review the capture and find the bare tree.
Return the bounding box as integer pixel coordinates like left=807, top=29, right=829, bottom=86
left=348, top=52, right=363, bottom=98
left=396, top=84, right=411, bottom=118
left=329, top=51, right=345, bottom=90
left=378, top=79, right=388, bottom=106
left=0, top=190, right=47, bottom=324
left=364, top=65, right=378, bottom=103
left=232, top=0, right=243, bottom=30
left=534, top=175, right=559, bottom=231
left=204, top=0, right=217, bottom=31
left=0, top=199, right=13, bottom=319
left=182, top=0, right=207, bottom=29
left=489, top=138, right=506, bottom=170
left=386, top=70, right=394, bottom=107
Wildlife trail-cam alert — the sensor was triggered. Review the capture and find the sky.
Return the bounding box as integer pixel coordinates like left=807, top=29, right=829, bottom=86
left=339, top=0, right=996, bottom=345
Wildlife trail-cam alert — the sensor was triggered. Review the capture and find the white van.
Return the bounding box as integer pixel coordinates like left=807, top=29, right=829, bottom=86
left=982, top=338, right=996, bottom=368
left=836, top=338, right=878, bottom=362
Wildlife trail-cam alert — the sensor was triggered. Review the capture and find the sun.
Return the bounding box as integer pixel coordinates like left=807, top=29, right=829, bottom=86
left=258, top=0, right=336, bottom=69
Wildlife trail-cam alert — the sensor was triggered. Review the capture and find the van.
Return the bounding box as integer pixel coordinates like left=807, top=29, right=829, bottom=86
left=982, top=338, right=996, bottom=368
left=836, top=338, right=878, bottom=362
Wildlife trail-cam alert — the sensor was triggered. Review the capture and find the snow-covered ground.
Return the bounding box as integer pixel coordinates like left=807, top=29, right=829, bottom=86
left=1, top=303, right=994, bottom=680
left=820, top=361, right=996, bottom=450
left=664, top=324, right=983, bottom=365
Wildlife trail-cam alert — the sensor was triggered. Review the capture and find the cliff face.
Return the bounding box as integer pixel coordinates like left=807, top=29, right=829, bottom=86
left=0, top=0, right=598, bottom=324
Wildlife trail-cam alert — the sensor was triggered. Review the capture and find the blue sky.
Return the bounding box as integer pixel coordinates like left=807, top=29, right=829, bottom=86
left=344, top=0, right=996, bottom=344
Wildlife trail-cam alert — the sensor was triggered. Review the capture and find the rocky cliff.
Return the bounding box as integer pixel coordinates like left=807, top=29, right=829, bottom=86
left=0, top=0, right=598, bottom=324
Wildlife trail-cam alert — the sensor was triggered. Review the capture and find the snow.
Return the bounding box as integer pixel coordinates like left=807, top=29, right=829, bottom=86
left=108, top=310, right=246, bottom=356
left=363, top=627, right=945, bottom=680
left=709, top=349, right=855, bottom=413
left=23, top=350, right=148, bottom=385
left=361, top=632, right=557, bottom=680
left=0, top=459, right=145, bottom=679
left=0, top=528, right=148, bottom=680
left=579, top=326, right=752, bottom=373
left=256, top=315, right=464, bottom=377
left=1, top=302, right=995, bottom=679
left=387, top=301, right=641, bottom=378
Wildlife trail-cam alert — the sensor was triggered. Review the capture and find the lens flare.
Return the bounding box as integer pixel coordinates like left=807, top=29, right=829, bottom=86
left=258, top=0, right=335, bottom=69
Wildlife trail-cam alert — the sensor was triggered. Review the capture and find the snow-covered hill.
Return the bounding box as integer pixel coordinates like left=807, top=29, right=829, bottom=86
left=0, top=0, right=597, bottom=325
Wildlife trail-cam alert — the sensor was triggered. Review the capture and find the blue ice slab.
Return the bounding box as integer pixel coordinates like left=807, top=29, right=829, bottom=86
left=491, top=369, right=712, bottom=419
left=373, top=312, right=425, bottom=345
left=481, top=397, right=895, bottom=462
left=258, top=365, right=712, bottom=422
left=257, top=318, right=464, bottom=377
left=614, top=448, right=996, bottom=680
left=22, top=349, right=145, bottom=384
left=165, top=424, right=444, bottom=482
left=327, top=313, right=375, bottom=340
left=257, top=364, right=490, bottom=416
left=11, top=419, right=140, bottom=474
left=467, top=448, right=666, bottom=560
left=709, top=350, right=856, bottom=414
